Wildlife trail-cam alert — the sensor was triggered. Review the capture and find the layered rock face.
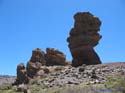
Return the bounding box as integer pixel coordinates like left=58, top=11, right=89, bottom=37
left=45, top=48, right=66, bottom=66
left=67, top=12, right=102, bottom=67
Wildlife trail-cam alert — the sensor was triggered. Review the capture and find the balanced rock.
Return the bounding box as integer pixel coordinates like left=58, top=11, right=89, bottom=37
left=45, top=48, right=67, bottom=66
left=67, top=12, right=102, bottom=67
left=16, top=63, right=28, bottom=84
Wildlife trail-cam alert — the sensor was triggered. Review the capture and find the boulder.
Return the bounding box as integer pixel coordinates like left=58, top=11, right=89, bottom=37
left=26, top=61, right=42, bottom=78
left=16, top=84, right=28, bottom=93
left=45, top=48, right=67, bottom=66
left=30, top=48, right=46, bottom=65
left=36, top=70, right=45, bottom=77
left=67, top=12, right=102, bottom=67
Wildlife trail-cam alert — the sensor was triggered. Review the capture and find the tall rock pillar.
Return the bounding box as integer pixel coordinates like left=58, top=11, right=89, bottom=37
left=67, top=12, right=102, bottom=67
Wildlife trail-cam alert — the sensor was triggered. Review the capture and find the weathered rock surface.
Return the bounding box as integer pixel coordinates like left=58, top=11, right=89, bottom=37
left=26, top=61, right=42, bottom=78
left=25, top=48, right=46, bottom=78
left=16, top=63, right=28, bottom=84
left=15, top=48, right=68, bottom=84
left=30, top=48, right=46, bottom=65
left=45, top=48, right=67, bottom=66
left=67, top=12, right=102, bottom=66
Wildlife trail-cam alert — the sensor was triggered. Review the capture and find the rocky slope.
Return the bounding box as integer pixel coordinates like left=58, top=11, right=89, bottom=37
left=37, top=62, right=125, bottom=88
left=0, top=62, right=125, bottom=93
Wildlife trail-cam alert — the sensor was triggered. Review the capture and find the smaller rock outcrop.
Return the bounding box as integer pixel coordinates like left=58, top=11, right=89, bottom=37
left=16, top=63, right=28, bottom=84
left=45, top=48, right=67, bottom=66
left=15, top=48, right=69, bottom=84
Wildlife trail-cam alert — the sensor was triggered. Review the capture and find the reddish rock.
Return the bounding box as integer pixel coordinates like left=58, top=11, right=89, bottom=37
left=30, top=48, right=46, bottom=65
left=45, top=48, right=66, bottom=66
left=67, top=12, right=102, bottom=67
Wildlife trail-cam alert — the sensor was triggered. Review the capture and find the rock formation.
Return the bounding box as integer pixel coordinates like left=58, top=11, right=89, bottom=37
left=26, top=48, right=44, bottom=78
left=16, top=63, right=28, bottom=84
left=30, top=48, right=46, bottom=65
left=16, top=48, right=68, bottom=84
left=45, top=48, right=67, bottom=66
left=26, top=61, right=42, bottom=78
left=67, top=12, right=102, bottom=67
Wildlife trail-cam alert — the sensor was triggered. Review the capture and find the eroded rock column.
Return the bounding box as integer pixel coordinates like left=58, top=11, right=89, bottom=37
left=67, top=12, right=102, bottom=67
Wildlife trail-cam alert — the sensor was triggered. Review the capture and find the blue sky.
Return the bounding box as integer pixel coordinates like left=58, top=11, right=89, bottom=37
left=0, top=0, right=125, bottom=75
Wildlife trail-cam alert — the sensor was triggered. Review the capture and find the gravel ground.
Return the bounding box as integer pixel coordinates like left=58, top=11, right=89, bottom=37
left=0, top=75, right=16, bottom=85
left=0, top=62, right=125, bottom=86
left=29, top=62, right=125, bottom=88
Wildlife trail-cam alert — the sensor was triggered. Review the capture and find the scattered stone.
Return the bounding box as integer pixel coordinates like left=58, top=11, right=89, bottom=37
left=89, top=81, right=95, bottom=84
left=36, top=70, right=44, bottom=77
left=79, top=67, right=85, bottom=72
left=17, top=84, right=28, bottom=93
left=67, top=81, right=79, bottom=85
left=43, top=68, right=50, bottom=74
left=2, top=62, right=125, bottom=92
left=54, top=66, right=64, bottom=71
left=95, top=79, right=100, bottom=84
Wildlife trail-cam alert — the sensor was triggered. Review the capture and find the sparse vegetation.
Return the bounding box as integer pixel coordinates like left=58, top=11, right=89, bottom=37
left=0, top=83, right=12, bottom=90
left=0, top=63, right=125, bottom=93
left=104, top=74, right=125, bottom=93
left=0, top=74, right=125, bottom=93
